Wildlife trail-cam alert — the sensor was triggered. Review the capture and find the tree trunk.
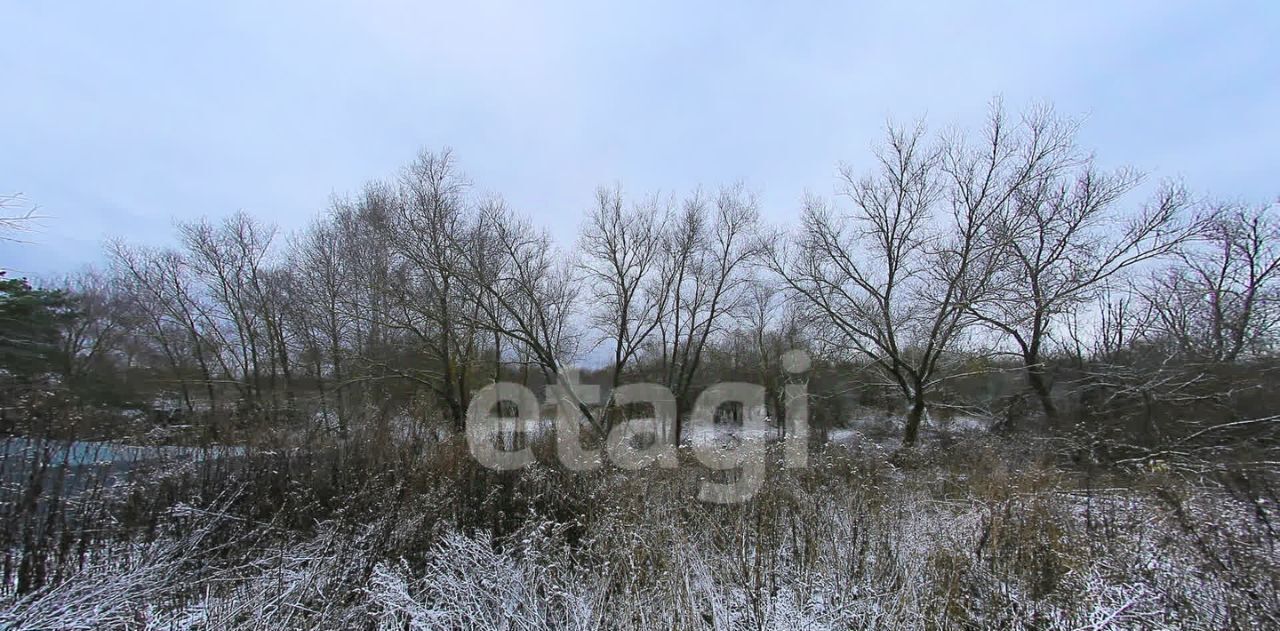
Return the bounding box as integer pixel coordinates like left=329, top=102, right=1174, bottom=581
left=902, top=393, right=926, bottom=447
left=672, top=396, right=686, bottom=446
left=1025, top=359, right=1058, bottom=427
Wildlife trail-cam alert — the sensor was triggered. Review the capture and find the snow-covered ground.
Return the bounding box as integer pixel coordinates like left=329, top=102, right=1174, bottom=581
left=5, top=440, right=1273, bottom=629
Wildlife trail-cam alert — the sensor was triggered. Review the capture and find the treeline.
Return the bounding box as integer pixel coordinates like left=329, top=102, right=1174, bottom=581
left=4, top=103, right=1278, bottom=456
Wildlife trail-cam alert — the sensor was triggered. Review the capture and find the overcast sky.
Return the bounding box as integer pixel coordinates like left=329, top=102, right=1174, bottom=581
left=2, top=0, right=1277, bottom=278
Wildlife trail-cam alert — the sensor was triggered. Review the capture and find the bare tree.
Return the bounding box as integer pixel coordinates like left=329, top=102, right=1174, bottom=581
left=653, top=186, right=759, bottom=441
left=287, top=212, right=357, bottom=434
left=0, top=193, right=41, bottom=241
left=1145, top=201, right=1280, bottom=362
left=738, top=276, right=802, bottom=428
left=374, top=150, right=488, bottom=429
left=1061, top=284, right=1158, bottom=366
left=54, top=270, right=133, bottom=386
left=577, top=186, right=670, bottom=426
left=331, top=184, right=399, bottom=422
left=179, top=213, right=290, bottom=416
left=767, top=119, right=1004, bottom=447
left=967, top=105, right=1195, bottom=426
left=108, top=242, right=222, bottom=414
left=463, top=200, right=601, bottom=433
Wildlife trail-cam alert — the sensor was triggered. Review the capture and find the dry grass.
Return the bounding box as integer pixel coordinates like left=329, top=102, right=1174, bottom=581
left=1, top=429, right=1277, bottom=629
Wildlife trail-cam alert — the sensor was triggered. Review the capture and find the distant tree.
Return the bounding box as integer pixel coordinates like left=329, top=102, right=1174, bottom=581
left=969, top=104, right=1194, bottom=426
left=179, top=212, right=289, bottom=415
left=653, top=186, right=759, bottom=441
left=1145, top=201, right=1280, bottom=362
left=287, top=211, right=358, bottom=435
left=53, top=270, right=136, bottom=403
left=463, top=200, right=601, bottom=434
left=577, top=186, right=670, bottom=426
left=108, top=241, right=217, bottom=414
left=378, top=150, right=489, bottom=430
left=767, top=116, right=1009, bottom=447
left=0, top=273, right=74, bottom=379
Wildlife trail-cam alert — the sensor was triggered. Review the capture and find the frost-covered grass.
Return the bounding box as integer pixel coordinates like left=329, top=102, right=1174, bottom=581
left=2, top=430, right=1277, bottom=629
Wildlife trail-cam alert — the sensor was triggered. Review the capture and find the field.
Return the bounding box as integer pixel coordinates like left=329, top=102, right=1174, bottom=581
left=2, top=419, right=1276, bottom=630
